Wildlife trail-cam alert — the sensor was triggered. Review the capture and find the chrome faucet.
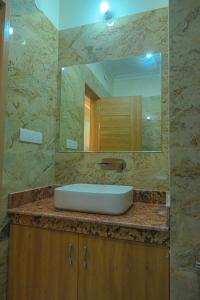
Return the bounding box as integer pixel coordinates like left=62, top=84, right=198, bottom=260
left=96, top=158, right=126, bottom=172
left=96, top=162, right=113, bottom=166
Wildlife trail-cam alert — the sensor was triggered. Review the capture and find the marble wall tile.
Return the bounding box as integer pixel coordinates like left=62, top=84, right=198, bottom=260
left=55, top=152, right=169, bottom=190
left=142, top=96, right=161, bottom=150
left=56, top=7, right=169, bottom=190
left=170, top=0, right=200, bottom=299
left=59, top=8, right=168, bottom=67
left=1, top=0, right=58, bottom=205
left=0, top=0, right=58, bottom=298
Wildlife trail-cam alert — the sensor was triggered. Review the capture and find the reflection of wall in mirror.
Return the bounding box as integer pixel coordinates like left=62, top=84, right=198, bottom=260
left=142, top=96, right=161, bottom=151
left=60, top=65, right=111, bottom=151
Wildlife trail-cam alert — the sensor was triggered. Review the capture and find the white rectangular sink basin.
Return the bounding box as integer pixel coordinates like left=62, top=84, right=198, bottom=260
left=54, top=184, right=133, bottom=215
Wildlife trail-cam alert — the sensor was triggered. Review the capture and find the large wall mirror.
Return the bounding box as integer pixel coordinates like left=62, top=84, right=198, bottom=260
left=59, top=52, right=162, bottom=152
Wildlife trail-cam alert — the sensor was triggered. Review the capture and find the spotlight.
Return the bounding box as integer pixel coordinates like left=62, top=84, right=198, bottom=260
left=100, top=1, right=110, bottom=13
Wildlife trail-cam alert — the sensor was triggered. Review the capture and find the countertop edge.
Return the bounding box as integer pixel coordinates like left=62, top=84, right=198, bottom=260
left=8, top=209, right=169, bottom=232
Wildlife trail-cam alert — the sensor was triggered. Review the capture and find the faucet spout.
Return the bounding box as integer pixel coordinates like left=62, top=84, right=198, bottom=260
left=96, top=158, right=126, bottom=172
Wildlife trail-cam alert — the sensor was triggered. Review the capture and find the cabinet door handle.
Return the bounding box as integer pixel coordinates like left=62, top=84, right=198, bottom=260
left=196, top=261, right=200, bottom=271
left=83, top=246, right=88, bottom=269
left=68, top=244, right=73, bottom=265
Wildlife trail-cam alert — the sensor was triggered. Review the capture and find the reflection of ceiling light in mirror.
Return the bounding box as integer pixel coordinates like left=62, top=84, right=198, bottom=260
left=146, top=53, right=153, bottom=59
left=9, top=27, right=14, bottom=35
left=61, top=67, right=65, bottom=71
left=146, top=116, right=151, bottom=120
left=107, top=19, right=115, bottom=27
left=100, top=1, right=110, bottom=13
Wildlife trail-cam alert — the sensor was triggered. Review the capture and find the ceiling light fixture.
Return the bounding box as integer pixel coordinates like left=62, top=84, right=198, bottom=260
left=100, top=1, right=110, bottom=13
left=104, top=10, right=114, bottom=26
left=100, top=2, right=115, bottom=27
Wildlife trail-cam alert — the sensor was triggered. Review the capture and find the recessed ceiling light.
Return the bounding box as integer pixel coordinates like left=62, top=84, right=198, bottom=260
left=146, top=116, right=151, bottom=120
left=100, top=1, right=110, bottom=13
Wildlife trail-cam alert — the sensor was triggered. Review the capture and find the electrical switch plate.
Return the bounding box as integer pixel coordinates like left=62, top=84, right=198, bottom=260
left=19, top=128, right=43, bottom=144
left=66, top=139, right=78, bottom=150
left=166, top=192, right=171, bottom=207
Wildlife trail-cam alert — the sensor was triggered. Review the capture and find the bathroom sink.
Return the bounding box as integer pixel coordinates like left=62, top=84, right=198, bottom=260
left=54, top=184, right=133, bottom=215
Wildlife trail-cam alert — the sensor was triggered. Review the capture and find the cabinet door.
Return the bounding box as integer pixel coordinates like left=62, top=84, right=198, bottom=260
left=8, top=225, right=78, bottom=300
left=78, top=235, right=169, bottom=300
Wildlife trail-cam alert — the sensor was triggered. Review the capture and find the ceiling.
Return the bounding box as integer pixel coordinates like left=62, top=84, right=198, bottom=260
left=35, top=0, right=168, bottom=30
left=96, top=53, right=162, bottom=80
left=35, top=0, right=60, bottom=28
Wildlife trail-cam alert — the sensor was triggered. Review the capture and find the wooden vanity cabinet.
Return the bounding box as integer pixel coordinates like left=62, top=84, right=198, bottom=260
left=79, top=235, right=169, bottom=300
left=8, top=225, right=169, bottom=300
left=8, top=225, right=78, bottom=300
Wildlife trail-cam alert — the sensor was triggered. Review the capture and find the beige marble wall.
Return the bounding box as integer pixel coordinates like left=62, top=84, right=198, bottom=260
left=55, top=151, right=169, bottom=190
left=170, top=1, right=200, bottom=299
left=59, top=8, right=168, bottom=69
left=142, top=96, right=161, bottom=151
left=0, top=0, right=58, bottom=298
left=56, top=7, right=169, bottom=190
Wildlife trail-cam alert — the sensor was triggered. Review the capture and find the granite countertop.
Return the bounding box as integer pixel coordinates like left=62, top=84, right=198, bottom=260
left=8, top=197, right=169, bottom=232
left=8, top=185, right=170, bottom=246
